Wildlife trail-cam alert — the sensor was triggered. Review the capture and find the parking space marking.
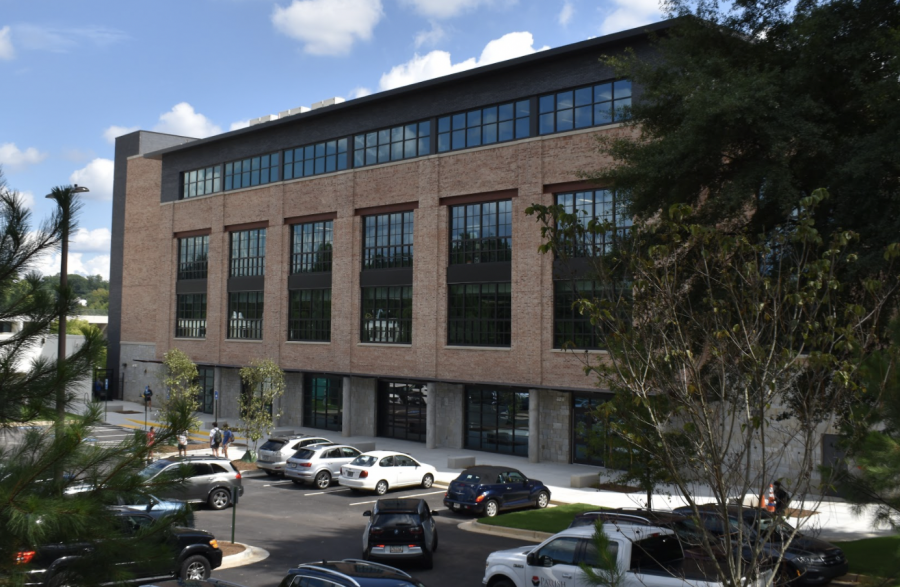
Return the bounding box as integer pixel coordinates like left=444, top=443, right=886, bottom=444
left=305, top=488, right=351, bottom=495
left=348, top=490, right=445, bottom=506
left=349, top=499, right=379, bottom=506
left=263, top=481, right=296, bottom=487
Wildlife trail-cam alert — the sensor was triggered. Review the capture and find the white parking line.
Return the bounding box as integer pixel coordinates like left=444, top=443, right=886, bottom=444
left=263, top=481, right=296, bottom=487
left=349, top=489, right=445, bottom=506
left=305, top=488, right=351, bottom=495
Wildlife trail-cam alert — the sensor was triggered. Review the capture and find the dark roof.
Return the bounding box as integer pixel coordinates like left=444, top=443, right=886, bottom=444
left=675, top=504, right=774, bottom=519
left=143, top=18, right=678, bottom=160
left=291, top=559, right=416, bottom=583
left=456, top=465, right=522, bottom=480
left=373, top=499, right=425, bottom=513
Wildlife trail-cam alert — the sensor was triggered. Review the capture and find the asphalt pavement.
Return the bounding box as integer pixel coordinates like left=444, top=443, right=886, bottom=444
left=188, top=469, right=529, bottom=587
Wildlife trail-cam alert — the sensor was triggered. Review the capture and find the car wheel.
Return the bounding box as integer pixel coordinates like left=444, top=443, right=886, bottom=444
left=536, top=491, right=550, bottom=509
left=422, top=548, right=434, bottom=570
left=315, top=471, right=332, bottom=489
left=375, top=480, right=389, bottom=495
left=208, top=487, right=231, bottom=510
left=484, top=499, right=499, bottom=517
left=420, top=473, right=434, bottom=489
left=179, top=555, right=211, bottom=580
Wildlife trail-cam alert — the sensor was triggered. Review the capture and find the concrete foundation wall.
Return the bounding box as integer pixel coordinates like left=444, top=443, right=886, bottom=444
left=348, top=377, right=376, bottom=437
left=120, top=343, right=163, bottom=404
left=280, top=372, right=303, bottom=428
left=218, top=368, right=242, bottom=421
left=432, top=382, right=464, bottom=449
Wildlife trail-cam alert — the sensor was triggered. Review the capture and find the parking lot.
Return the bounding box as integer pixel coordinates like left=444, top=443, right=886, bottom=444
left=187, top=469, right=532, bottom=587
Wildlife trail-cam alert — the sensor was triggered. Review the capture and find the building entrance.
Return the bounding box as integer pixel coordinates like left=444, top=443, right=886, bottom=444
left=377, top=381, right=427, bottom=442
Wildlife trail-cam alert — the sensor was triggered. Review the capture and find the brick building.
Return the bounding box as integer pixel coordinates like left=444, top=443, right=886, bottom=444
left=109, top=21, right=671, bottom=465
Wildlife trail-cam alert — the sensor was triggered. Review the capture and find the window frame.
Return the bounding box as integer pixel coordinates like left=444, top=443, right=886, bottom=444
left=539, top=79, right=632, bottom=135
left=230, top=228, right=267, bottom=277
left=182, top=165, right=222, bottom=199
left=178, top=235, right=209, bottom=280
left=448, top=282, right=512, bottom=347
left=362, top=211, right=414, bottom=270
left=360, top=285, right=413, bottom=344
left=555, top=189, right=632, bottom=257
left=291, top=221, right=333, bottom=274
left=175, top=293, right=207, bottom=339
left=449, top=200, right=512, bottom=265
left=227, top=291, right=264, bottom=340
left=353, top=121, right=431, bottom=168
left=437, top=99, right=530, bottom=153
left=288, top=288, right=332, bottom=342
left=224, top=152, right=280, bottom=191
left=283, top=139, right=349, bottom=180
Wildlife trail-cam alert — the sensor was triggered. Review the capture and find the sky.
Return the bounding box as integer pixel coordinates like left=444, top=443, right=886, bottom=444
left=0, top=0, right=664, bottom=281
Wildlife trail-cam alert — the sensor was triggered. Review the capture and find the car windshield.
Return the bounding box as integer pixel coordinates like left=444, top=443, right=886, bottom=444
left=138, top=460, right=170, bottom=479
left=260, top=440, right=286, bottom=451
left=350, top=455, right=378, bottom=467
left=751, top=516, right=797, bottom=541
left=292, top=448, right=316, bottom=460
left=373, top=513, right=419, bottom=526
left=456, top=472, right=482, bottom=483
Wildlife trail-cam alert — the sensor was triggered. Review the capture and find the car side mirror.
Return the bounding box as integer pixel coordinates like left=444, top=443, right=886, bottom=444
left=526, top=553, right=536, bottom=566
left=363, top=510, right=372, bottom=517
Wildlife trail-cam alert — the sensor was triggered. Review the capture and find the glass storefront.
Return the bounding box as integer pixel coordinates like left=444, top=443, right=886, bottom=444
left=303, top=375, right=343, bottom=432
left=572, top=392, right=612, bottom=466
left=377, top=381, right=428, bottom=442
left=465, top=387, right=529, bottom=456
left=196, top=366, right=215, bottom=414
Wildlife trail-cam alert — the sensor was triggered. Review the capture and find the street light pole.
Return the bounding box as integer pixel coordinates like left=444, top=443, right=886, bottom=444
left=45, top=184, right=89, bottom=436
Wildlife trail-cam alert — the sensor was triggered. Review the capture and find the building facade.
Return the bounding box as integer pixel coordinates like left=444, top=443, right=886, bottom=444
left=110, top=21, right=672, bottom=465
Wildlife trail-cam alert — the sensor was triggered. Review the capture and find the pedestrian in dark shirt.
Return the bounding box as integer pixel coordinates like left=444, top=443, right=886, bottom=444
left=773, top=480, right=791, bottom=515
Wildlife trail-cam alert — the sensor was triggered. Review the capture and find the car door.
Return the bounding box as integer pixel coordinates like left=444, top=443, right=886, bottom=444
left=185, top=462, right=214, bottom=501
left=119, top=514, right=165, bottom=578
left=377, top=455, right=398, bottom=486
left=504, top=470, right=530, bottom=506
left=319, top=447, right=342, bottom=477
left=394, top=455, right=420, bottom=486
left=527, top=536, right=581, bottom=587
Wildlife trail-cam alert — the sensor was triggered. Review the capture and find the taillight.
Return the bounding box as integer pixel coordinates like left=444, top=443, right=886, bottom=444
left=475, top=494, right=485, bottom=503
left=359, top=470, right=368, bottom=478
left=299, top=462, right=311, bottom=468
left=410, top=526, right=423, bottom=535
left=444, top=493, right=448, bottom=498
left=235, top=472, right=242, bottom=480
left=16, top=551, right=36, bottom=565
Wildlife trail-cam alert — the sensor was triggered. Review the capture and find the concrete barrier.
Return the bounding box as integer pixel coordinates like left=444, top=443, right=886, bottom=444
left=570, top=473, right=599, bottom=488
left=353, top=441, right=377, bottom=453
left=271, top=428, right=296, bottom=436
left=448, top=456, right=476, bottom=469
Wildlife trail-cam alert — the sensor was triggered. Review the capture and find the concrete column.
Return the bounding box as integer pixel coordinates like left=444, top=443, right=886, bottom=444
left=528, top=389, right=540, bottom=463
left=213, top=366, right=222, bottom=421
left=425, top=382, right=436, bottom=449
left=342, top=376, right=352, bottom=437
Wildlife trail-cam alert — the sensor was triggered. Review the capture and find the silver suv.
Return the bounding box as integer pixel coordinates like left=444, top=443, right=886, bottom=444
left=257, top=435, right=333, bottom=476
left=139, top=456, right=243, bottom=510
left=285, top=444, right=362, bottom=488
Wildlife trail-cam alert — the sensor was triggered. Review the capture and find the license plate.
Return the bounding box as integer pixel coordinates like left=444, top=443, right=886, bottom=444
left=288, top=463, right=296, bottom=469
left=390, top=546, right=403, bottom=553
left=453, top=503, right=460, bottom=509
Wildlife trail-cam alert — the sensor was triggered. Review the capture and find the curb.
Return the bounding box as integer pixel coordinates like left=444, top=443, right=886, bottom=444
left=218, top=543, right=270, bottom=569
left=457, top=520, right=552, bottom=543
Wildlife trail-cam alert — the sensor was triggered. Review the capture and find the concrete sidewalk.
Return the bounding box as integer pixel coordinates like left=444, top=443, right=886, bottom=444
left=94, top=399, right=894, bottom=542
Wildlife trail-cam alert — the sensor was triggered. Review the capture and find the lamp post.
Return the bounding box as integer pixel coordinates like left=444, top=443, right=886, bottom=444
left=45, top=184, right=89, bottom=433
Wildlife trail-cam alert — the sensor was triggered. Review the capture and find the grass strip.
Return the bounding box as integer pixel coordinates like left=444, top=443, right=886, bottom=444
left=477, top=503, right=602, bottom=534
left=833, top=535, right=900, bottom=582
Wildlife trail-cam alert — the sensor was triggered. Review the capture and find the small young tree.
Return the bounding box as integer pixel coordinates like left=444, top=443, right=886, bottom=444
left=239, top=358, right=285, bottom=458
left=579, top=519, right=625, bottom=587
left=160, top=348, right=202, bottom=433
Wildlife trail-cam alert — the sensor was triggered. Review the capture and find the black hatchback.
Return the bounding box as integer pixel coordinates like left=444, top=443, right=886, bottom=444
left=362, top=499, right=439, bottom=569
left=443, top=465, right=550, bottom=517
left=279, top=560, right=426, bottom=587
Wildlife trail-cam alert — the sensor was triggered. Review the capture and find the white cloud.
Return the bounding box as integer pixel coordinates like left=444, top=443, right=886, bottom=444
left=379, top=31, right=547, bottom=91
left=153, top=102, right=222, bottom=138
left=0, top=142, right=48, bottom=172
left=401, top=0, right=507, bottom=19
left=229, top=120, right=250, bottom=131
left=69, top=227, right=111, bottom=253
left=19, top=190, right=34, bottom=210
left=32, top=251, right=110, bottom=281
left=69, top=158, right=114, bottom=202
left=598, top=0, right=662, bottom=36
left=414, top=22, right=446, bottom=49
left=348, top=87, right=372, bottom=99
left=558, top=1, right=574, bottom=26
left=0, top=26, right=14, bottom=60
left=14, top=24, right=127, bottom=53
left=272, top=0, right=383, bottom=56
left=103, top=125, right=139, bottom=144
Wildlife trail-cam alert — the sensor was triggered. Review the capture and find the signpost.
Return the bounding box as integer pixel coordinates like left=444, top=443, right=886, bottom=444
left=231, top=485, right=239, bottom=544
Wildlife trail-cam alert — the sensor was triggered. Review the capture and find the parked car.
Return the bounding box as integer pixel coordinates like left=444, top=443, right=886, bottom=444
left=65, top=483, right=195, bottom=526
left=277, top=559, right=426, bottom=587
left=484, top=524, right=774, bottom=587
left=672, top=504, right=848, bottom=586
left=362, top=499, right=439, bottom=569
left=138, top=456, right=243, bottom=510
left=339, top=451, right=436, bottom=495
left=256, top=435, right=333, bottom=476
left=16, top=511, right=223, bottom=586
left=285, top=444, right=362, bottom=488
left=443, top=465, right=550, bottom=517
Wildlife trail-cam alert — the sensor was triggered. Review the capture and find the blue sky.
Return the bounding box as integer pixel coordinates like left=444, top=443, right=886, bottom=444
left=0, top=0, right=663, bottom=280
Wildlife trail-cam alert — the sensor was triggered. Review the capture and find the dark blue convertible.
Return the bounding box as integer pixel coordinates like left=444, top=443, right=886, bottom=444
left=443, top=465, right=550, bottom=517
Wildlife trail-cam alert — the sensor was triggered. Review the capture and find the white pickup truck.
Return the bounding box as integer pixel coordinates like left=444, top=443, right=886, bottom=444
left=483, top=525, right=773, bottom=587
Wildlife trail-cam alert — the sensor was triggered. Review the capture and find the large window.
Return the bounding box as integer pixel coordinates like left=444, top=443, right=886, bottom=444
left=228, top=291, right=264, bottom=340
left=288, top=289, right=331, bottom=342
left=178, top=235, right=209, bottom=280
left=183, top=165, right=222, bottom=199
left=438, top=100, right=530, bottom=153
left=539, top=80, right=632, bottom=135
left=196, top=366, right=215, bottom=414
left=572, top=393, right=612, bottom=466
left=361, top=286, right=412, bottom=344
left=283, top=139, right=349, bottom=180
left=465, top=387, right=529, bottom=456
left=354, top=122, right=431, bottom=167
left=377, top=381, right=427, bottom=443
left=363, top=212, right=414, bottom=270
left=291, top=221, right=333, bottom=274
left=556, top=189, right=631, bottom=256
left=230, top=229, right=266, bottom=277
left=450, top=200, right=512, bottom=264
left=224, top=153, right=280, bottom=191
left=175, top=294, right=207, bottom=339
left=303, top=375, right=343, bottom=432
left=448, top=283, right=511, bottom=347
left=554, top=280, right=631, bottom=349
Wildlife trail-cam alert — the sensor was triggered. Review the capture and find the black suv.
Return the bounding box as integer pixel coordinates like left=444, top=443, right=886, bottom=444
left=139, top=456, right=243, bottom=510
left=17, top=511, right=223, bottom=586
left=362, top=499, right=438, bottom=569
left=278, top=559, right=426, bottom=587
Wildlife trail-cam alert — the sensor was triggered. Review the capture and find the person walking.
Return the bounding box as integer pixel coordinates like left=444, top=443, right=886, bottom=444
left=146, top=426, right=156, bottom=461
left=142, top=386, right=153, bottom=409
left=221, top=424, right=234, bottom=459
left=177, top=430, right=188, bottom=457
left=209, top=422, right=221, bottom=457
left=773, top=480, right=792, bottom=516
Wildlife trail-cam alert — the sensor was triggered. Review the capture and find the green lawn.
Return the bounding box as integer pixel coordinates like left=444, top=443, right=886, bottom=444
left=833, top=535, right=900, bottom=581
left=477, top=503, right=601, bottom=534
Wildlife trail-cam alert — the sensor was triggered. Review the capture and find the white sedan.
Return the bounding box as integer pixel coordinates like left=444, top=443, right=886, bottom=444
left=339, top=451, right=436, bottom=495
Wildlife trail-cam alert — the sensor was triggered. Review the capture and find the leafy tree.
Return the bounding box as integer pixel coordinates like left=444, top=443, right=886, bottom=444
left=528, top=190, right=899, bottom=586
left=238, top=358, right=285, bottom=458
left=160, top=348, right=202, bottom=433
left=85, top=287, right=108, bottom=310
left=50, top=317, right=91, bottom=335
